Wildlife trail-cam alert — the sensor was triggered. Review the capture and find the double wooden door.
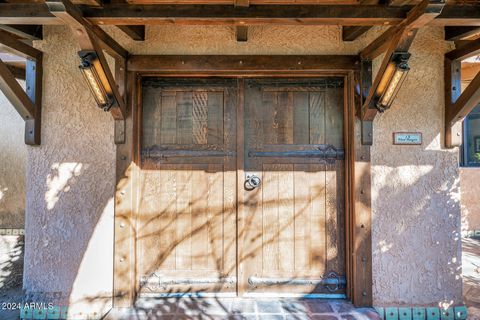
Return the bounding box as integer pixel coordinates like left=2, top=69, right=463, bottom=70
left=137, top=78, right=346, bottom=297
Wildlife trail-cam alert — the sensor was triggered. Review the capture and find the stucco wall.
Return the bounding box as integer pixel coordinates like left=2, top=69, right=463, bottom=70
left=0, top=84, right=26, bottom=229
left=18, top=24, right=462, bottom=315
left=460, top=168, right=480, bottom=231
left=370, top=28, right=462, bottom=306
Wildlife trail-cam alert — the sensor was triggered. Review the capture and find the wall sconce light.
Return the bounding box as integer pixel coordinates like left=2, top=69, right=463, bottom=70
left=78, top=51, right=114, bottom=111
left=375, top=52, right=410, bottom=112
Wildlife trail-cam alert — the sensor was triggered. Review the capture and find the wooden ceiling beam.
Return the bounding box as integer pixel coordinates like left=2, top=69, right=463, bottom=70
left=446, top=38, right=480, bottom=61
left=46, top=0, right=127, bottom=59
left=445, top=26, right=480, bottom=41
left=342, top=0, right=378, bottom=42
left=0, top=3, right=478, bottom=26
left=0, top=25, right=42, bottom=40
left=116, top=25, right=145, bottom=41
left=236, top=25, right=248, bottom=41
left=46, top=0, right=127, bottom=124
left=0, top=29, right=42, bottom=60
left=360, top=0, right=445, bottom=61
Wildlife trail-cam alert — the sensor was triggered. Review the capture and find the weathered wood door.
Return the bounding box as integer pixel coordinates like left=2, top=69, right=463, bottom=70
left=137, top=78, right=345, bottom=297
left=137, top=79, right=237, bottom=295
left=240, top=79, right=346, bottom=297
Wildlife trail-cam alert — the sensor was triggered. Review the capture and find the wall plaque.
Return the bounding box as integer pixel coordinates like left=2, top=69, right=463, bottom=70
left=393, top=132, right=422, bottom=145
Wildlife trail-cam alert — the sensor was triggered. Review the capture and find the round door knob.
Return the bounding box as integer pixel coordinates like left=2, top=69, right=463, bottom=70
left=245, top=175, right=261, bottom=190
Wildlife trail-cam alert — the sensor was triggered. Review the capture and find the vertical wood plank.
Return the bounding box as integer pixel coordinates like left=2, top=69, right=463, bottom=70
left=308, top=165, right=326, bottom=274
left=208, top=165, right=224, bottom=271
left=191, top=167, right=209, bottom=269
left=208, top=91, right=224, bottom=145
left=262, top=164, right=279, bottom=271
left=176, top=91, right=193, bottom=144
left=309, top=92, right=325, bottom=144
left=263, top=91, right=278, bottom=145
left=278, top=164, right=294, bottom=272
left=176, top=168, right=192, bottom=270
left=277, top=92, right=294, bottom=144
left=160, top=166, right=177, bottom=270
left=161, top=91, right=177, bottom=144
left=193, top=91, right=208, bottom=145
left=293, top=91, right=310, bottom=145
left=294, top=165, right=310, bottom=271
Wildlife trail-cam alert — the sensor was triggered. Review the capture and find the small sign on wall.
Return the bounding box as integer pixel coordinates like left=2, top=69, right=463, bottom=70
left=393, top=132, right=422, bottom=145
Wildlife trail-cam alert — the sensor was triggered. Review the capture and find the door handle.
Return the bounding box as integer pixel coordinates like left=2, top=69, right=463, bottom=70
left=245, top=175, right=261, bottom=190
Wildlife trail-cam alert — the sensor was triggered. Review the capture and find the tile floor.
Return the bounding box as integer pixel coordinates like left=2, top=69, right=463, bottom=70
left=104, top=298, right=381, bottom=320
left=463, top=237, right=480, bottom=320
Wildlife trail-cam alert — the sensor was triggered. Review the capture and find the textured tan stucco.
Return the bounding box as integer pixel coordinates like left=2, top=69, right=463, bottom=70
left=0, top=83, right=26, bottom=229
left=460, top=168, right=480, bottom=231
left=12, top=24, right=462, bottom=316
left=370, top=27, right=462, bottom=307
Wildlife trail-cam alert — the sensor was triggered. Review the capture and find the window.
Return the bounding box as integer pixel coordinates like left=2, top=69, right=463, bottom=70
left=462, top=104, right=480, bottom=167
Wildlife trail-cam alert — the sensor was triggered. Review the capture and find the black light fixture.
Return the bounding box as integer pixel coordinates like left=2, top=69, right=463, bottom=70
left=78, top=51, right=114, bottom=111
left=375, top=52, right=411, bottom=112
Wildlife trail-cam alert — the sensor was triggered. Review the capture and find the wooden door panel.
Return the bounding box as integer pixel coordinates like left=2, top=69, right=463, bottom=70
left=138, top=79, right=237, bottom=295
left=242, top=79, right=346, bottom=296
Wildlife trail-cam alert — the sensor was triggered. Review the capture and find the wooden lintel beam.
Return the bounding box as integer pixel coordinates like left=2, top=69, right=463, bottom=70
left=360, top=0, right=445, bottom=61
left=0, top=58, right=35, bottom=120
left=1, top=3, right=479, bottom=26
left=116, top=25, right=145, bottom=41
left=46, top=0, right=127, bottom=59
left=446, top=38, right=480, bottom=61
left=0, top=25, right=42, bottom=40
left=445, top=26, right=480, bottom=41
left=0, top=29, right=42, bottom=60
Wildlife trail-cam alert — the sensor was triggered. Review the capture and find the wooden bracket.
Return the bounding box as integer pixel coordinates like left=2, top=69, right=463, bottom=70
left=444, top=37, right=480, bottom=148
left=46, top=0, right=128, bottom=143
left=359, top=0, right=445, bottom=122
left=0, top=29, right=42, bottom=145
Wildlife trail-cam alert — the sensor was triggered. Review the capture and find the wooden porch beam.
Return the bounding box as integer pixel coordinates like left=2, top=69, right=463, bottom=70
left=0, top=3, right=478, bottom=26
left=46, top=0, right=127, bottom=125
left=46, top=0, right=127, bottom=59
left=342, top=0, right=378, bottom=42
left=445, top=26, right=480, bottom=41
left=448, top=69, right=480, bottom=125
left=0, top=29, right=42, bottom=60
left=0, top=29, right=42, bottom=145
left=116, top=25, right=145, bottom=41
left=6, top=64, right=25, bottom=80
left=0, top=58, right=35, bottom=120
left=360, top=0, right=445, bottom=61
left=0, top=25, right=42, bottom=40
left=446, top=38, right=480, bottom=61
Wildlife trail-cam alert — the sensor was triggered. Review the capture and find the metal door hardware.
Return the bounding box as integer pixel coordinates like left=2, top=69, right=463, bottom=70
left=247, top=272, right=346, bottom=292
left=245, top=174, right=261, bottom=190
left=248, top=144, right=344, bottom=163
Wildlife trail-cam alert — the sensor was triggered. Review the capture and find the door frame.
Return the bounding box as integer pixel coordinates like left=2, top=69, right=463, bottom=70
left=114, top=55, right=373, bottom=307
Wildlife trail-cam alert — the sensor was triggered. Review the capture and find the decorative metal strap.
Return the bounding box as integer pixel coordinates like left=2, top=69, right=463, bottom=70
left=248, top=145, right=344, bottom=162
left=141, top=275, right=237, bottom=290
left=248, top=272, right=346, bottom=293
left=142, top=149, right=236, bottom=159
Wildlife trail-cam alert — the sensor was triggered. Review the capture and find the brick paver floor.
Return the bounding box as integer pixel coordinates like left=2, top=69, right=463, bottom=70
left=463, top=237, right=480, bottom=320
left=105, top=298, right=381, bottom=320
